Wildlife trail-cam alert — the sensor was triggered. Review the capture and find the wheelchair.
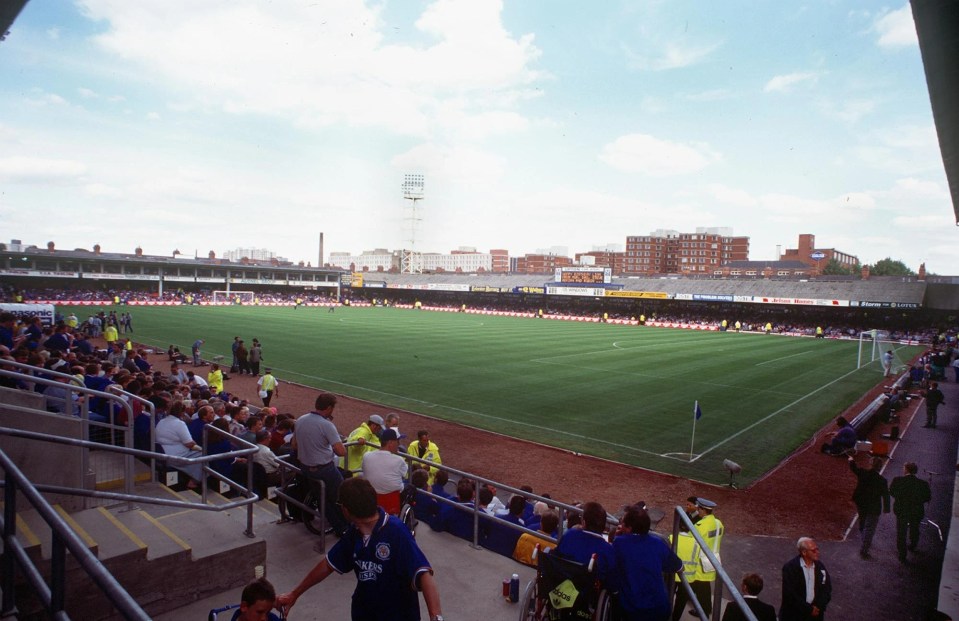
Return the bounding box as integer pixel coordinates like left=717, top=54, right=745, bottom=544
left=519, top=548, right=613, bottom=621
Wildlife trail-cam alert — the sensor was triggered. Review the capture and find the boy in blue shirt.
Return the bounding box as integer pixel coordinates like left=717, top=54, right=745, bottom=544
left=278, top=477, right=445, bottom=621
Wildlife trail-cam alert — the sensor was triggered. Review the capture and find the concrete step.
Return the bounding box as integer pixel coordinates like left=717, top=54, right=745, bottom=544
left=1, top=504, right=43, bottom=566
left=7, top=481, right=267, bottom=620
left=15, top=504, right=98, bottom=561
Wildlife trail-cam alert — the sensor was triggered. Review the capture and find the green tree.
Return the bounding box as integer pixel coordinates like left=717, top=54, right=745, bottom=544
left=821, top=259, right=853, bottom=275
left=869, top=257, right=914, bottom=276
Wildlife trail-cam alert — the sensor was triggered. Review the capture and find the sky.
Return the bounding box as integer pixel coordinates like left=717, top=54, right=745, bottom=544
left=0, top=1, right=955, bottom=273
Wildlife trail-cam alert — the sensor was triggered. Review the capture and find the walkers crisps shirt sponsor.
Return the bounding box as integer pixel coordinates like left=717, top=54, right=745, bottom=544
left=327, top=509, right=432, bottom=621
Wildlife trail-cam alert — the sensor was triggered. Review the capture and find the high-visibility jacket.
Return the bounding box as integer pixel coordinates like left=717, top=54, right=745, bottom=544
left=408, top=440, right=442, bottom=485
left=342, top=423, right=380, bottom=472
left=671, top=531, right=700, bottom=583
left=693, top=514, right=724, bottom=582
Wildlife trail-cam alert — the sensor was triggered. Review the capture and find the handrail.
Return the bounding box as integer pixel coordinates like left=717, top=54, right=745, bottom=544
left=0, top=446, right=151, bottom=620
left=0, top=425, right=261, bottom=512
left=669, top=507, right=757, bottom=621
left=0, top=360, right=158, bottom=484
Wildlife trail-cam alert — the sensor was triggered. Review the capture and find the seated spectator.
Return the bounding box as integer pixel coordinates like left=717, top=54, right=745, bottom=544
left=513, top=510, right=560, bottom=567
left=820, top=416, right=858, bottom=456
left=155, top=401, right=203, bottom=487
left=483, top=502, right=524, bottom=558
left=207, top=418, right=236, bottom=479
left=431, top=470, right=454, bottom=501
left=556, top=501, right=614, bottom=586
left=188, top=405, right=215, bottom=445
left=269, top=417, right=295, bottom=454
left=409, top=468, right=442, bottom=530
left=501, top=495, right=527, bottom=527
left=251, top=429, right=283, bottom=488
left=442, top=479, right=483, bottom=541
left=482, top=483, right=507, bottom=515
left=519, top=485, right=537, bottom=523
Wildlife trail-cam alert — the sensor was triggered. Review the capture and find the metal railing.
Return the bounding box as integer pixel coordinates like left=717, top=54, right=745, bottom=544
left=0, top=360, right=265, bottom=618
left=0, top=446, right=150, bottom=621
left=669, top=508, right=758, bottom=621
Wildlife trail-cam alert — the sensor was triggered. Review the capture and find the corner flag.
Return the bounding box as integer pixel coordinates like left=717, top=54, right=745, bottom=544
left=690, top=401, right=703, bottom=462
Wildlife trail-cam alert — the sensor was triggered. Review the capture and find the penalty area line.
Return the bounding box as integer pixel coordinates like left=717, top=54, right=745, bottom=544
left=252, top=365, right=675, bottom=461
left=691, top=364, right=870, bottom=463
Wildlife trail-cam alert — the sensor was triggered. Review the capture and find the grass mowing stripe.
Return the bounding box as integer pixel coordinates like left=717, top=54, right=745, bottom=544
left=692, top=363, right=872, bottom=462
left=63, top=305, right=923, bottom=485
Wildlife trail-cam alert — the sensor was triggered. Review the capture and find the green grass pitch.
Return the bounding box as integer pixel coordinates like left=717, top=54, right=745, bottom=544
left=68, top=305, right=923, bottom=486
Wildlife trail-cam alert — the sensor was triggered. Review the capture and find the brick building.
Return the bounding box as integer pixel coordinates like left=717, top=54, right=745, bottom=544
left=574, top=250, right=626, bottom=274
left=780, top=234, right=859, bottom=275
left=512, top=253, right=574, bottom=274
left=624, top=227, right=749, bottom=275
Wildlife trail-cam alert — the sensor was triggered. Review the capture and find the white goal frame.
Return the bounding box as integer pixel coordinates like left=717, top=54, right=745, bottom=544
left=857, top=330, right=908, bottom=373
left=212, top=290, right=255, bottom=305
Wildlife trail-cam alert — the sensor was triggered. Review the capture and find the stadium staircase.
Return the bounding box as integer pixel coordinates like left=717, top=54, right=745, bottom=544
left=0, top=374, right=271, bottom=620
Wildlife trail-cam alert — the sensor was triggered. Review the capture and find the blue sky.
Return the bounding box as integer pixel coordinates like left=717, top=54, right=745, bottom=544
left=0, top=1, right=954, bottom=272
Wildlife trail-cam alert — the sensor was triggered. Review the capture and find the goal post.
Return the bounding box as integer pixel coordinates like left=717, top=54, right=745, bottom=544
left=212, top=290, right=255, bottom=305
left=857, top=330, right=909, bottom=373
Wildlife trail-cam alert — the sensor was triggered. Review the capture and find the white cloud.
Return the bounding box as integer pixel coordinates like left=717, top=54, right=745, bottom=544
left=78, top=0, right=541, bottom=143
left=145, top=111, right=161, bottom=121
left=764, top=71, right=818, bottom=93
left=391, top=143, right=506, bottom=185
left=890, top=177, right=947, bottom=199
left=25, top=91, right=68, bottom=107
left=84, top=183, right=124, bottom=198
left=0, top=157, right=87, bottom=184
left=622, top=39, right=722, bottom=71
left=599, top=134, right=719, bottom=176
left=46, top=28, right=61, bottom=40
left=874, top=5, right=917, bottom=48
left=708, top=184, right=758, bottom=207
left=684, top=89, right=734, bottom=102
left=815, top=97, right=875, bottom=123
left=853, top=123, right=941, bottom=174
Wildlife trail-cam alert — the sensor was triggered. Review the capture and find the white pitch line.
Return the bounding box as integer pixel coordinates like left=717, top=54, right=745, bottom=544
left=530, top=335, right=723, bottom=363
left=200, top=360, right=678, bottom=461
left=755, top=350, right=813, bottom=366
left=691, top=364, right=872, bottom=462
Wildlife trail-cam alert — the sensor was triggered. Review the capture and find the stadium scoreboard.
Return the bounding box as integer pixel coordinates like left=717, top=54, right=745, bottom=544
left=555, top=267, right=611, bottom=284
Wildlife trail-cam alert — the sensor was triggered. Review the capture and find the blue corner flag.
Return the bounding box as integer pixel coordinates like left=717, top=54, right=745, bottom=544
left=694, top=401, right=703, bottom=420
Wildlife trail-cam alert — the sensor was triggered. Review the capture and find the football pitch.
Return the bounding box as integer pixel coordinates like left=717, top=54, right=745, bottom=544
left=68, top=305, right=923, bottom=486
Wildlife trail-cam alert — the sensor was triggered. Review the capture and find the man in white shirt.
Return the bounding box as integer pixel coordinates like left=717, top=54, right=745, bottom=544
left=361, top=429, right=408, bottom=516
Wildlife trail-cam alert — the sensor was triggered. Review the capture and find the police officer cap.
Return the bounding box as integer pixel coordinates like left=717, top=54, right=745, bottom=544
left=368, top=414, right=385, bottom=426
left=696, top=498, right=717, bottom=510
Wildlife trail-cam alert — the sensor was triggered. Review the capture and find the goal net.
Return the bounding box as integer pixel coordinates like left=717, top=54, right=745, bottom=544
left=857, top=330, right=909, bottom=373
left=212, top=290, right=255, bottom=305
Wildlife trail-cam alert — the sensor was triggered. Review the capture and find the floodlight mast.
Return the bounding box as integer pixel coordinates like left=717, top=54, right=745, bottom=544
left=401, top=174, right=425, bottom=274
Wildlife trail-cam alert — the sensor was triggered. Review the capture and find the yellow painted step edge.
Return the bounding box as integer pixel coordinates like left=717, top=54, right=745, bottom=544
left=16, top=514, right=40, bottom=548
left=137, top=511, right=191, bottom=552
left=96, top=507, right=147, bottom=550
left=54, top=505, right=97, bottom=550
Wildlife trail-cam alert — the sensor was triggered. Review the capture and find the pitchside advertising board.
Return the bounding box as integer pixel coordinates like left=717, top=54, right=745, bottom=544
left=1, top=303, right=56, bottom=326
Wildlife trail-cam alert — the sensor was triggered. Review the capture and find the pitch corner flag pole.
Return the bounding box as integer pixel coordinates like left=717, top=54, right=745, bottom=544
left=690, top=400, right=702, bottom=462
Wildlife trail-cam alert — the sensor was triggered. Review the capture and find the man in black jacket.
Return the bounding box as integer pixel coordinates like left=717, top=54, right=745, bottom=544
left=889, top=461, right=932, bottom=563
left=780, top=537, right=831, bottom=621
left=923, top=381, right=945, bottom=428
left=722, top=573, right=776, bottom=621
left=848, top=455, right=890, bottom=559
